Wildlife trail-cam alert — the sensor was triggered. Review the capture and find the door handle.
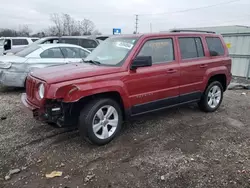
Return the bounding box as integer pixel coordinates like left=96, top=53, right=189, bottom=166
left=200, top=64, right=208, bottom=68
left=167, top=69, right=177, bottom=74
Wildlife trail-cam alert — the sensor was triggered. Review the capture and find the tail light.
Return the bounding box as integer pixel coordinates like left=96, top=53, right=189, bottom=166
left=0, top=62, right=12, bottom=69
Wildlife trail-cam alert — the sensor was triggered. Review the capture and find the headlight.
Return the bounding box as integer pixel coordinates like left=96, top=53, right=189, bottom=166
left=38, top=83, right=45, bottom=99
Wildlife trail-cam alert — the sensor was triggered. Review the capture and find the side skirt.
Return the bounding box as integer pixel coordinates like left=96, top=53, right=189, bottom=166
left=130, top=92, right=202, bottom=117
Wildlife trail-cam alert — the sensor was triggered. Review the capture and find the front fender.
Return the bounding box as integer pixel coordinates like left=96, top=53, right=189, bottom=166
left=54, top=80, right=131, bottom=108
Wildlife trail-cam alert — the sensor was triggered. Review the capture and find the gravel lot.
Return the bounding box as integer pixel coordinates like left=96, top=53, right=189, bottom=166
left=0, top=86, right=250, bottom=188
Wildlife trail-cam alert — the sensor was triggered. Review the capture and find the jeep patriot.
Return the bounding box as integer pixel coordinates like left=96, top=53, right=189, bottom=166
left=21, top=30, right=232, bottom=145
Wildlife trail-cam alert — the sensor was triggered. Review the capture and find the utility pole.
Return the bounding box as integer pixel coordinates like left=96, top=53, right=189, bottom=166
left=150, top=23, right=152, bottom=33
left=135, top=14, right=138, bottom=34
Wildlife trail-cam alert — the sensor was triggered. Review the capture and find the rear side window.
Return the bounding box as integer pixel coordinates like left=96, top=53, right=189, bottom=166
left=96, top=36, right=109, bottom=41
left=31, top=39, right=38, bottom=42
left=206, top=37, right=224, bottom=56
left=12, top=39, right=29, bottom=45
left=40, top=47, right=64, bottom=58
left=79, top=39, right=98, bottom=48
left=43, top=39, right=59, bottom=44
left=179, top=37, right=204, bottom=59
left=60, top=38, right=79, bottom=45
left=137, top=38, right=175, bottom=64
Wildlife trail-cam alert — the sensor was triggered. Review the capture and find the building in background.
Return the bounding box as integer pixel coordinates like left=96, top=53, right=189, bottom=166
left=161, top=25, right=250, bottom=79
left=162, top=25, right=250, bottom=34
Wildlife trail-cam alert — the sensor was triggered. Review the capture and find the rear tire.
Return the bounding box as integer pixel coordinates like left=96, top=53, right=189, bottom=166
left=198, top=81, right=223, bottom=112
left=78, top=98, right=122, bottom=145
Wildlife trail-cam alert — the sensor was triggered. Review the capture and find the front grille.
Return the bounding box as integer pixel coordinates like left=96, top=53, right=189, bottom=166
left=26, top=76, right=36, bottom=99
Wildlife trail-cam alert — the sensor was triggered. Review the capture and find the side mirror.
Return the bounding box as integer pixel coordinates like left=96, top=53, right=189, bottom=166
left=210, top=51, right=219, bottom=56
left=130, top=56, right=152, bottom=70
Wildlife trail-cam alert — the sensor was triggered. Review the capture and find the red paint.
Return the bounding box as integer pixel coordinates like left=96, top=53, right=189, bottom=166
left=22, top=32, right=232, bottom=116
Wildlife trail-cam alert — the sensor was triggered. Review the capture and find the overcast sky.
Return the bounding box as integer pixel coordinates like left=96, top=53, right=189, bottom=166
left=0, top=0, right=250, bottom=34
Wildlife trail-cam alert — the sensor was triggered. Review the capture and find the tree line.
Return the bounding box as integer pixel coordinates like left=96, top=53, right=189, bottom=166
left=0, top=13, right=101, bottom=38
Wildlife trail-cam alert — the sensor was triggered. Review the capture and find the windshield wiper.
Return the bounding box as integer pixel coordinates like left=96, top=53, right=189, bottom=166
left=83, top=60, right=101, bottom=66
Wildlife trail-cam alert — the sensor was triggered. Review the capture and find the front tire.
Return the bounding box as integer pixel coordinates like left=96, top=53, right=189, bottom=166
left=78, top=98, right=122, bottom=145
left=198, top=81, right=223, bottom=112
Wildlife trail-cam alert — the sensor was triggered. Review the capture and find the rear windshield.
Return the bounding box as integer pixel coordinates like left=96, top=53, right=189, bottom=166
left=59, top=38, right=98, bottom=48
left=16, top=45, right=40, bottom=57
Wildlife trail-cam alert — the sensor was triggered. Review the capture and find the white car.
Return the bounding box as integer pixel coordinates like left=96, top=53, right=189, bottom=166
left=0, top=37, right=39, bottom=56
left=0, top=43, right=91, bottom=87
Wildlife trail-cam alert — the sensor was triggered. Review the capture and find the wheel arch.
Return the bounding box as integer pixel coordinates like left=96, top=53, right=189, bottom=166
left=203, top=67, right=228, bottom=92
left=207, top=74, right=227, bottom=91
left=66, top=91, right=127, bottom=122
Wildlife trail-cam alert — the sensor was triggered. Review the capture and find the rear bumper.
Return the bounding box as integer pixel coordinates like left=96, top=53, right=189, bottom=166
left=226, top=72, right=233, bottom=89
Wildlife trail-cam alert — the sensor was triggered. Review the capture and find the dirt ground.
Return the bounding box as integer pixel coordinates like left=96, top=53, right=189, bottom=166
left=0, top=86, right=250, bottom=188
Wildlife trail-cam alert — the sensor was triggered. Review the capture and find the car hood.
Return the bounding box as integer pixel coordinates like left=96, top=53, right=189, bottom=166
left=0, top=55, right=26, bottom=63
left=31, top=63, right=122, bottom=84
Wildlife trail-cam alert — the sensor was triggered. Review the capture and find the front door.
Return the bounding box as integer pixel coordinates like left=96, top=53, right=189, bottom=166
left=60, top=47, right=90, bottom=63
left=125, top=37, right=180, bottom=115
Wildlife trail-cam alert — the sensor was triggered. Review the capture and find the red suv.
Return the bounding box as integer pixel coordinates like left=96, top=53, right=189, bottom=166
left=21, top=30, right=232, bottom=145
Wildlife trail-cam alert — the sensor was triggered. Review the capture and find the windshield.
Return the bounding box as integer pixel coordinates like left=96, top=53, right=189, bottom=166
left=31, top=38, right=47, bottom=45
left=0, top=39, right=4, bottom=46
left=85, top=37, right=139, bottom=66
left=15, top=45, right=40, bottom=57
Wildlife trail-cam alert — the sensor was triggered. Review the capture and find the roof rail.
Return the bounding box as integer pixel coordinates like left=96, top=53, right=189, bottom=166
left=170, top=29, right=216, bottom=34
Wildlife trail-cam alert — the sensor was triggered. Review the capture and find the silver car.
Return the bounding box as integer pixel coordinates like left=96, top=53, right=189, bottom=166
left=0, top=43, right=90, bottom=87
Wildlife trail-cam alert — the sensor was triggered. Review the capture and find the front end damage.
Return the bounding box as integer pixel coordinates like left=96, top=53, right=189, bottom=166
left=21, top=93, right=79, bottom=127
left=42, top=99, right=78, bottom=127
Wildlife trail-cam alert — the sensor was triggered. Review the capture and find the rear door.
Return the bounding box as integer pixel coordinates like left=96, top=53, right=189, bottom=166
left=177, top=36, right=209, bottom=102
left=126, top=37, right=180, bottom=115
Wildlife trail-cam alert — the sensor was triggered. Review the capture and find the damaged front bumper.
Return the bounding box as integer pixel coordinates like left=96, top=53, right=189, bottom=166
left=21, top=93, right=76, bottom=127
left=21, top=93, right=40, bottom=117
left=0, top=70, right=26, bottom=87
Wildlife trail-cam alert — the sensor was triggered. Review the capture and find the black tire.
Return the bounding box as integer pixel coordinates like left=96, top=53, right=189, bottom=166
left=78, top=98, right=123, bottom=145
left=198, top=81, right=224, bottom=112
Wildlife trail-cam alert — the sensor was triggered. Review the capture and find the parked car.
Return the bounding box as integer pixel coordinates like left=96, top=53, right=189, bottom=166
left=5, top=36, right=99, bottom=55
left=59, top=36, right=99, bottom=51
left=0, top=43, right=90, bottom=87
left=4, top=36, right=59, bottom=55
left=0, top=37, right=39, bottom=56
left=21, top=30, right=232, bottom=145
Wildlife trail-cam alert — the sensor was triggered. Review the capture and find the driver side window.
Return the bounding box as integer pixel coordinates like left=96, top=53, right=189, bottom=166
left=137, top=38, right=174, bottom=64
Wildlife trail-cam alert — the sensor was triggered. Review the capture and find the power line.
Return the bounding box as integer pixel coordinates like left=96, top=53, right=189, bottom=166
left=139, top=0, right=241, bottom=16
left=139, top=14, right=250, bottom=25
